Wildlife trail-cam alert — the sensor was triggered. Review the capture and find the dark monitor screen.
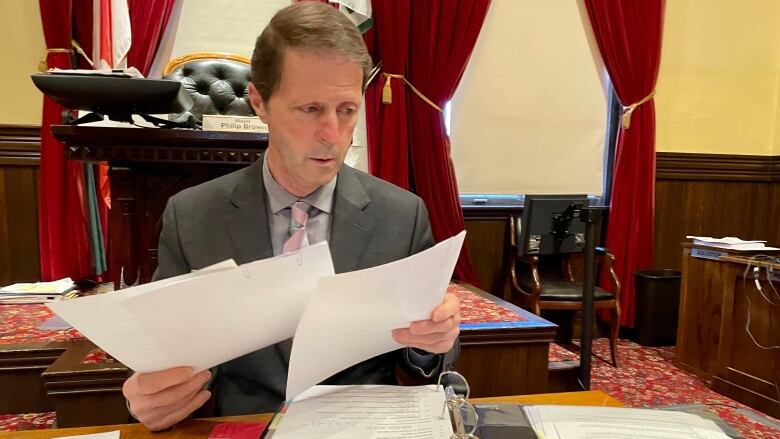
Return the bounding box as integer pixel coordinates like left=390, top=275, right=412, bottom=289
left=518, top=194, right=589, bottom=256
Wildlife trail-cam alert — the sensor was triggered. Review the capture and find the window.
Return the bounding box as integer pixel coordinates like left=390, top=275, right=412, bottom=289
left=449, top=0, right=611, bottom=198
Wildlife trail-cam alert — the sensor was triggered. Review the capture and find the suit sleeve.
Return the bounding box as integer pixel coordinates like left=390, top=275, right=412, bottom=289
left=400, top=197, right=460, bottom=377
left=409, top=197, right=435, bottom=255
left=152, top=196, right=191, bottom=281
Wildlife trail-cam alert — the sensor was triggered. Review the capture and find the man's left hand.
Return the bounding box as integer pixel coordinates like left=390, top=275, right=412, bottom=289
left=392, top=292, right=461, bottom=354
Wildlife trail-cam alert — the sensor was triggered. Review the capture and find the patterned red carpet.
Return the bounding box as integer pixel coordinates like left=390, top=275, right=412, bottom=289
left=554, top=338, right=780, bottom=439
left=0, top=412, right=55, bottom=431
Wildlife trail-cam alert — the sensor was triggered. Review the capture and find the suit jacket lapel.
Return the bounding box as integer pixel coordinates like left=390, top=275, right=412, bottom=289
left=226, top=157, right=275, bottom=264
left=330, top=166, right=373, bottom=273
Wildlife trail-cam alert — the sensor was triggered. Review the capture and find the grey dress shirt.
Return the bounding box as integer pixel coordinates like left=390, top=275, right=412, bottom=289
left=262, top=154, right=336, bottom=255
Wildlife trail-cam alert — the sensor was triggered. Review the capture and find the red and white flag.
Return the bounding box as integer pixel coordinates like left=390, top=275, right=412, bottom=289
left=92, top=0, right=131, bottom=70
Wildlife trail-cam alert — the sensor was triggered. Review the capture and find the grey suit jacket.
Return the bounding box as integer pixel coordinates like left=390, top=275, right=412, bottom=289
left=154, top=156, right=457, bottom=415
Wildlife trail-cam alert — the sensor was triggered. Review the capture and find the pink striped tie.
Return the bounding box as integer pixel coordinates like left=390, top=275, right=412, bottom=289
left=282, top=201, right=310, bottom=253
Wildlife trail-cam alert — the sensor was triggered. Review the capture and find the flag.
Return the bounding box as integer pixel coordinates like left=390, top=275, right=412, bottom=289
left=86, top=0, right=132, bottom=276
left=331, top=0, right=373, bottom=33
left=93, top=0, right=131, bottom=70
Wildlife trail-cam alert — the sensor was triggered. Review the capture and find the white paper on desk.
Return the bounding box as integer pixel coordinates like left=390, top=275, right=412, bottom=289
left=286, top=231, right=466, bottom=400
left=53, top=430, right=120, bottom=439
left=523, top=405, right=729, bottom=439
left=273, top=385, right=453, bottom=439
left=49, top=243, right=334, bottom=373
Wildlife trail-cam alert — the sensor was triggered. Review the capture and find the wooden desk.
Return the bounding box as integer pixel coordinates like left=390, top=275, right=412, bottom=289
left=0, top=302, right=85, bottom=414
left=676, top=245, right=780, bottom=418
left=34, top=284, right=555, bottom=427
left=455, top=282, right=556, bottom=397
left=42, top=341, right=131, bottom=427
left=0, top=342, right=68, bottom=414
left=0, top=391, right=620, bottom=438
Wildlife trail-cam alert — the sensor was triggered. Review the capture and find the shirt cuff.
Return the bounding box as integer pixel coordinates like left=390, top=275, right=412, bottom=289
left=403, top=347, right=442, bottom=378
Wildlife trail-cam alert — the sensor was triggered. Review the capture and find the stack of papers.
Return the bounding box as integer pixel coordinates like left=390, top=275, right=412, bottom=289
left=0, top=278, right=76, bottom=304
left=48, top=67, right=144, bottom=78
left=687, top=236, right=780, bottom=251
left=47, top=232, right=466, bottom=399
left=523, top=405, right=729, bottom=439
left=272, top=385, right=454, bottom=439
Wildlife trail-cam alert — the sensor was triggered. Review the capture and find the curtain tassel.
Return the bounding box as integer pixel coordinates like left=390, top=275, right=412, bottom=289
left=382, top=74, right=393, bottom=104
left=381, top=72, right=443, bottom=112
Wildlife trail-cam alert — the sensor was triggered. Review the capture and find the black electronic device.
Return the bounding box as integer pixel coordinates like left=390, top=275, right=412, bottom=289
left=31, top=73, right=194, bottom=128
left=518, top=194, right=589, bottom=256
left=517, top=193, right=604, bottom=390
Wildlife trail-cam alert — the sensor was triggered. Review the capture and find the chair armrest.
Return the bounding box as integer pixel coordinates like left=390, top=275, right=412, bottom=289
left=594, top=247, right=621, bottom=303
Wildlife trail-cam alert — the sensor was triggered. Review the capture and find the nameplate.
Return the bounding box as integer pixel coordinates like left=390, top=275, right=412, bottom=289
left=202, top=114, right=268, bottom=133
left=691, top=247, right=727, bottom=261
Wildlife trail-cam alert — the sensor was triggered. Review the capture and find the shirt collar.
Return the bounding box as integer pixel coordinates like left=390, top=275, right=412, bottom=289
left=262, top=153, right=337, bottom=214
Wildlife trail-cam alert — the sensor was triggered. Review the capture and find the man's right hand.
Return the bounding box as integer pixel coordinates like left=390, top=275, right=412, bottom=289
left=122, top=367, right=212, bottom=431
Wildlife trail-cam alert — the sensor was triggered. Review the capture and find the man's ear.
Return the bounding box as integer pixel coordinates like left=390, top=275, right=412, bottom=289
left=248, top=83, right=268, bottom=123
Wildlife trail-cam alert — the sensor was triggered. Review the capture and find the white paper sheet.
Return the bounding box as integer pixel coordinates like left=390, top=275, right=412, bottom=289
left=53, top=431, right=120, bottom=439
left=48, top=242, right=334, bottom=373
left=272, top=385, right=453, bottom=439
left=285, top=231, right=466, bottom=400
left=523, top=405, right=729, bottom=439
left=686, top=235, right=780, bottom=251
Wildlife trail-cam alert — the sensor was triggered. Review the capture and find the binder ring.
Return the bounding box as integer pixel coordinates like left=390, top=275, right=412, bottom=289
left=439, top=371, right=479, bottom=439
left=437, top=370, right=470, bottom=399
left=444, top=386, right=479, bottom=439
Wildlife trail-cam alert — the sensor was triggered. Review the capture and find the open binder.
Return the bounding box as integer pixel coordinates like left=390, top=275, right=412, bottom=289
left=266, top=371, right=487, bottom=439
left=266, top=368, right=734, bottom=439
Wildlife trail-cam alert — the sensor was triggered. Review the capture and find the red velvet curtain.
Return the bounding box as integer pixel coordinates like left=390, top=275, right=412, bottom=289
left=127, top=0, right=176, bottom=76
left=364, top=1, right=412, bottom=190
left=585, top=0, right=665, bottom=327
left=364, top=0, right=489, bottom=285
left=38, top=0, right=92, bottom=281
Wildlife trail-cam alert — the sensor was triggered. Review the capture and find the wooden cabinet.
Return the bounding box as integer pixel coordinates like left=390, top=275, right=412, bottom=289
left=675, top=245, right=780, bottom=418
left=52, top=125, right=267, bottom=288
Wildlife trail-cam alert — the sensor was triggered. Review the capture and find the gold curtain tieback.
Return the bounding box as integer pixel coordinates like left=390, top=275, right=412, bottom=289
left=71, top=39, right=95, bottom=67
left=621, top=90, right=655, bottom=129
left=39, top=48, right=71, bottom=72
left=382, top=73, right=442, bottom=113
left=39, top=40, right=95, bottom=72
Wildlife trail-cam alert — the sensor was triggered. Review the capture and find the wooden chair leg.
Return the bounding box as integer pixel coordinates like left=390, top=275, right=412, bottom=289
left=609, top=306, right=619, bottom=367
left=568, top=310, right=578, bottom=344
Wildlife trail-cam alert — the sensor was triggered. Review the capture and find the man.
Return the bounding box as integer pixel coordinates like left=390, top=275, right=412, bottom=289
left=122, top=2, right=461, bottom=431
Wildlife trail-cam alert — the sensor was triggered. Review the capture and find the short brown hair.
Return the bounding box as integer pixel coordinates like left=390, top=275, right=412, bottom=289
left=251, top=1, right=373, bottom=102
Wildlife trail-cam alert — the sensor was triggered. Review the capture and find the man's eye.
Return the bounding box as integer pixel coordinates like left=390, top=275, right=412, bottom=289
left=301, top=106, right=319, bottom=113
left=339, top=107, right=356, bottom=115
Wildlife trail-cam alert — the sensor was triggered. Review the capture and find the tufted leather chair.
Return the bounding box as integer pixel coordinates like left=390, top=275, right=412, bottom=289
left=163, top=53, right=255, bottom=125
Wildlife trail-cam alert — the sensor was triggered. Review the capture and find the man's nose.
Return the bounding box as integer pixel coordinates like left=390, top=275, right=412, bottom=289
left=316, top=111, right=340, bottom=145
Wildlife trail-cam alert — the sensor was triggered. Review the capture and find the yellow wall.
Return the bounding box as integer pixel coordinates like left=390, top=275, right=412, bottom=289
left=656, top=1, right=780, bottom=155
left=0, top=0, right=46, bottom=125
left=5, top=0, right=780, bottom=156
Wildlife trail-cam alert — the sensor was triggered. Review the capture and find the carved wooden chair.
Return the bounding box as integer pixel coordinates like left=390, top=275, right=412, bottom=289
left=509, top=215, right=622, bottom=367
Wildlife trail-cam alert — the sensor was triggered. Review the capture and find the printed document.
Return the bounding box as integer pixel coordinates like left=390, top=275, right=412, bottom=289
left=272, top=385, right=453, bottom=439
left=523, top=405, right=729, bottom=439
left=285, top=231, right=466, bottom=400
left=48, top=242, right=334, bottom=373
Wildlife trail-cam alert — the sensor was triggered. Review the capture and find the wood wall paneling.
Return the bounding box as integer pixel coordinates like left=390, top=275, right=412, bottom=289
left=462, top=209, right=515, bottom=301
left=654, top=153, right=779, bottom=271
left=0, top=125, right=40, bottom=285
left=1, top=124, right=778, bottom=292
